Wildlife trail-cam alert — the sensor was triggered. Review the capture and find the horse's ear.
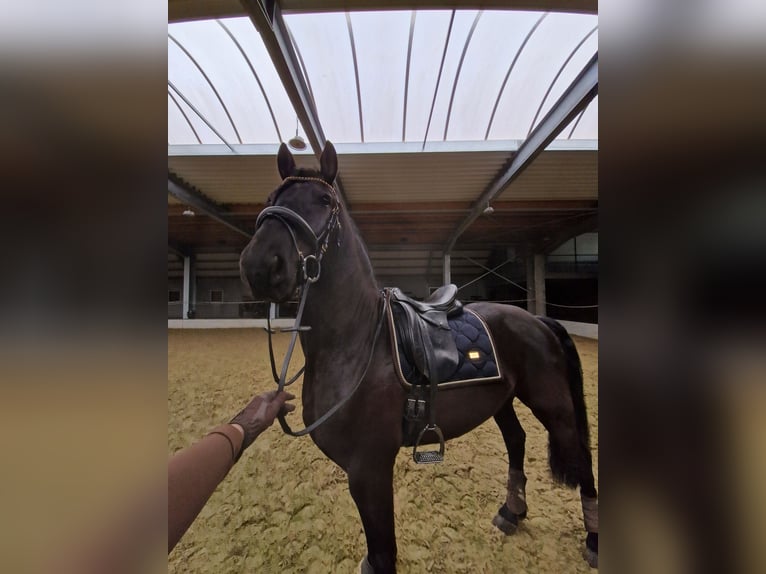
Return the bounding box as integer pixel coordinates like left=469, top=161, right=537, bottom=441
left=277, top=143, right=296, bottom=180
left=320, top=141, right=338, bottom=183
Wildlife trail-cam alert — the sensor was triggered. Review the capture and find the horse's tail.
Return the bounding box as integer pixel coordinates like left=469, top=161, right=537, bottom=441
left=537, top=316, right=592, bottom=489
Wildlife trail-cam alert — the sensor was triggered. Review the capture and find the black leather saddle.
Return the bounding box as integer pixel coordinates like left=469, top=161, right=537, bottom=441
left=387, top=285, right=463, bottom=385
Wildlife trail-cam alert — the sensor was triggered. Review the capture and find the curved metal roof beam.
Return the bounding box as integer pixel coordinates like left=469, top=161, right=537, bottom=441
left=286, top=25, right=318, bottom=111
left=527, top=25, right=598, bottom=137
left=422, top=10, right=456, bottom=150
left=168, top=80, right=236, bottom=152
left=484, top=12, right=547, bottom=140
left=443, top=10, right=483, bottom=141
left=168, top=33, right=243, bottom=144
left=402, top=11, right=416, bottom=142
left=217, top=20, right=283, bottom=143
left=345, top=12, right=365, bottom=142
left=567, top=106, right=587, bottom=139
left=168, top=89, right=202, bottom=144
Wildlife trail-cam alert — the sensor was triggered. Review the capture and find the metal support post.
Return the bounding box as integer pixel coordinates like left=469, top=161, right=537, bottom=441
left=534, top=253, right=547, bottom=316
left=526, top=255, right=536, bottom=313
left=182, top=256, right=191, bottom=319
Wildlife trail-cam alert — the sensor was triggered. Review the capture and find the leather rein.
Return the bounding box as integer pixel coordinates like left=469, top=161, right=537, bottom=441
left=255, top=176, right=386, bottom=437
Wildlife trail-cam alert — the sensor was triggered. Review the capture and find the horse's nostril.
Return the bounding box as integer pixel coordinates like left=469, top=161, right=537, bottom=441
left=269, top=254, right=284, bottom=284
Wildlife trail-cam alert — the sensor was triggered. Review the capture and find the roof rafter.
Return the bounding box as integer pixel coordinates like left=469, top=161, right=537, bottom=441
left=168, top=175, right=252, bottom=238
left=240, top=0, right=350, bottom=210
left=445, top=52, right=598, bottom=255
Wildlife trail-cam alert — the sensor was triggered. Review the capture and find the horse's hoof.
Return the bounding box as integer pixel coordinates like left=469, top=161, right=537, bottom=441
left=584, top=548, right=598, bottom=568
left=359, top=555, right=374, bottom=574
left=492, top=513, right=517, bottom=534
left=584, top=531, right=598, bottom=568
left=492, top=504, right=523, bottom=535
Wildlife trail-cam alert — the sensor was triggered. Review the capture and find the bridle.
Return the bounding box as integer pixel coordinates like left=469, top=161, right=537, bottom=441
left=254, top=176, right=342, bottom=285
left=254, top=175, right=386, bottom=437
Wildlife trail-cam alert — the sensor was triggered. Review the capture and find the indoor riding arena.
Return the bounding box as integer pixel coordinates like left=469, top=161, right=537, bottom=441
left=168, top=1, right=598, bottom=572
left=168, top=329, right=597, bottom=573
left=168, top=330, right=597, bottom=573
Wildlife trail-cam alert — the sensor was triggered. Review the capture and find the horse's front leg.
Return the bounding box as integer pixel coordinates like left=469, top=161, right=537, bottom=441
left=348, top=458, right=397, bottom=574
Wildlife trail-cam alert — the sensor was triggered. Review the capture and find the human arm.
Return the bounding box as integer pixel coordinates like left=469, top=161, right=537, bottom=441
left=167, top=390, right=295, bottom=552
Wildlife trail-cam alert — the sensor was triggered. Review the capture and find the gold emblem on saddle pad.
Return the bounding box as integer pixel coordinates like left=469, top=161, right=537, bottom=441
left=468, top=350, right=481, bottom=360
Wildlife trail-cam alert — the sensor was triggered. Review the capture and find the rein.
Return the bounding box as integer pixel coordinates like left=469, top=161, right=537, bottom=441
left=257, top=176, right=383, bottom=437
left=277, top=295, right=387, bottom=437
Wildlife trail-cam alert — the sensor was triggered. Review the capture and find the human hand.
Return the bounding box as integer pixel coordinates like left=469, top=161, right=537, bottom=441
left=230, top=390, right=296, bottom=456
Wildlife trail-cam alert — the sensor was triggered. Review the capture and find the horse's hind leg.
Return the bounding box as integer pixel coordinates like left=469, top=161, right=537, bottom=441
left=522, top=378, right=599, bottom=567
left=491, top=399, right=528, bottom=534
left=348, top=459, right=397, bottom=574
left=517, top=317, right=599, bottom=566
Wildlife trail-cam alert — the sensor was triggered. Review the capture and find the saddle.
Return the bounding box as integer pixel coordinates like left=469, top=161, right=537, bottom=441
left=386, top=285, right=463, bottom=464
left=388, top=285, right=463, bottom=385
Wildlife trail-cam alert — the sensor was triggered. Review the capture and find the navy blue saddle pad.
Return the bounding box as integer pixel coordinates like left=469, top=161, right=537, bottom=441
left=391, top=307, right=502, bottom=388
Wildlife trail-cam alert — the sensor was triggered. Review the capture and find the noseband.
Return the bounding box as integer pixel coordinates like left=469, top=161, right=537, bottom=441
left=254, top=176, right=341, bottom=284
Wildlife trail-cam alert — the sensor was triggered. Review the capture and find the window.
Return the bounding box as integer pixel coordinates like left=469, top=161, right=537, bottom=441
left=168, top=290, right=181, bottom=303
left=210, top=289, right=224, bottom=303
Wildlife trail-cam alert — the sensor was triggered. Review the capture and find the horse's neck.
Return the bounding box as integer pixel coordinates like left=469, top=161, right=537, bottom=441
left=301, top=227, right=379, bottom=354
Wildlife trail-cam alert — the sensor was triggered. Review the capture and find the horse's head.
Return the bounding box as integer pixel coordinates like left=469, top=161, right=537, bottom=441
left=240, top=141, right=340, bottom=302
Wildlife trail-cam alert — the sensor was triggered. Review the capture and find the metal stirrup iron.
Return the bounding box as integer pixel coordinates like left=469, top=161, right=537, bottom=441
left=412, top=363, right=445, bottom=464
left=413, top=424, right=445, bottom=464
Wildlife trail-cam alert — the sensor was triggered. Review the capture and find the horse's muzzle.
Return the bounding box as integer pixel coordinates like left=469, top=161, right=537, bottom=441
left=240, top=236, right=297, bottom=302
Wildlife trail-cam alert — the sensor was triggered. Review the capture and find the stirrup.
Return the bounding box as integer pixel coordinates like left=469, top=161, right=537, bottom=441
left=413, top=424, right=444, bottom=464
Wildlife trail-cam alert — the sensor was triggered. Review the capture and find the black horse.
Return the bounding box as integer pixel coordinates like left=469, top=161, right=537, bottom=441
left=240, top=142, right=598, bottom=572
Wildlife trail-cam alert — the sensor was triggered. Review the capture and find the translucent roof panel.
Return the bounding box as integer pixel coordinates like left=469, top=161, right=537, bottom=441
left=168, top=10, right=598, bottom=147
left=168, top=18, right=297, bottom=145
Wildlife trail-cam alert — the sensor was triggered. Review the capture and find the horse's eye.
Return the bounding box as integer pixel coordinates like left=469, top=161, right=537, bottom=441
left=320, top=193, right=332, bottom=206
